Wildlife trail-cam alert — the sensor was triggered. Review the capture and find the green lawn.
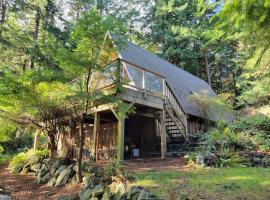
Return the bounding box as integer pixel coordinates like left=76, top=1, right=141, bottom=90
left=132, top=168, right=270, bottom=200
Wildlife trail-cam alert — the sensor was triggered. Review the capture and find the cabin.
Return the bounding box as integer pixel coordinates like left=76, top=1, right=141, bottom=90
left=60, top=33, right=232, bottom=162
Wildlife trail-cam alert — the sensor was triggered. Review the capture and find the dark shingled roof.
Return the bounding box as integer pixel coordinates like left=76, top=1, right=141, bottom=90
left=109, top=33, right=233, bottom=122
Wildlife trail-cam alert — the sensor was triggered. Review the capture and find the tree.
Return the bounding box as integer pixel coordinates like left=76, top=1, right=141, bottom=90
left=218, top=0, right=270, bottom=107
left=56, top=9, right=127, bottom=182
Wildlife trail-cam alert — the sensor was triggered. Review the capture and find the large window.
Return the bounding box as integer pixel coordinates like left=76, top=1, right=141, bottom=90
left=122, top=62, right=143, bottom=89
left=122, top=61, right=163, bottom=94
left=145, top=71, right=163, bottom=93
left=90, top=62, right=116, bottom=90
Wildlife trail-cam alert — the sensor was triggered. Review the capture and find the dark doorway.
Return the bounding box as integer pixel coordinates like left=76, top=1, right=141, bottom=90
left=124, top=115, right=160, bottom=159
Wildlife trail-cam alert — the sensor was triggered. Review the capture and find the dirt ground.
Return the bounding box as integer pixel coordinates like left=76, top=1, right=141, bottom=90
left=124, top=157, right=188, bottom=172
left=0, top=157, right=187, bottom=200
left=0, top=163, right=82, bottom=200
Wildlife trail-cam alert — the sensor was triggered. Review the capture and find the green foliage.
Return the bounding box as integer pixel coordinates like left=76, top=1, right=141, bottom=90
left=9, top=149, right=49, bottom=173
left=102, top=160, right=129, bottom=181
left=231, top=115, right=270, bottom=151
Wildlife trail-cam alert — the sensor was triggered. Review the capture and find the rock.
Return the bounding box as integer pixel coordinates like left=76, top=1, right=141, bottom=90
left=47, top=177, right=57, bottom=186
left=262, top=156, right=270, bottom=167
left=109, top=182, right=126, bottom=196
left=41, top=172, right=51, bottom=184
left=31, top=163, right=41, bottom=173
left=101, top=188, right=112, bottom=200
left=91, top=184, right=104, bottom=197
left=137, top=190, right=151, bottom=200
left=21, top=163, right=31, bottom=174
left=196, top=154, right=205, bottom=165
left=55, top=168, right=73, bottom=187
left=73, top=164, right=79, bottom=173
left=0, top=194, right=11, bottom=200
left=57, top=194, right=79, bottom=200
left=127, top=186, right=141, bottom=200
left=40, top=164, right=49, bottom=176
left=90, top=197, right=99, bottom=200
left=54, top=165, right=67, bottom=178
left=71, top=175, right=78, bottom=185
left=79, top=185, right=92, bottom=200
left=252, top=156, right=261, bottom=165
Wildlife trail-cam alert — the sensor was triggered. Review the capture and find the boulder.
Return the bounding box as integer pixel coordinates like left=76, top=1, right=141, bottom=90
left=0, top=194, right=11, bottom=200
left=108, top=182, right=126, bottom=196
left=55, top=168, right=73, bottom=187
left=40, top=164, right=49, bottom=175
left=91, top=184, right=104, bottom=197
left=54, top=165, right=67, bottom=178
left=71, top=175, right=78, bottom=185
left=252, top=156, right=261, bottom=165
left=21, top=163, right=31, bottom=174
left=127, top=186, right=141, bottom=200
left=47, top=177, right=57, bottom=186
left=101, top=188, right=112, bottom=200
left=73, top=164, right=78, bottom=173
left=196, top=154, right=205, bottom=165
left=41, top=172, right=51, bottom=184
left=137, top=190, right=151, bottom=200
left=79, top=185, right=92, bottom=200
left=31, top=163, right=41, bottom=173
left=262, top=156, right=270, bottom=167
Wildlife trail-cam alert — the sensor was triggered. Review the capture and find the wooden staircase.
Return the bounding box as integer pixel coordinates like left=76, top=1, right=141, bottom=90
left=164, top=84, right=188, bottom=143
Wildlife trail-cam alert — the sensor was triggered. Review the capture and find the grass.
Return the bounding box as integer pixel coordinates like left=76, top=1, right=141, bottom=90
left=132, top=168, right=270, bottom=200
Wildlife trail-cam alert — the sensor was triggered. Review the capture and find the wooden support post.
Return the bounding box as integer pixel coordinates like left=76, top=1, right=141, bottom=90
left=117, top=113, right=125, bottom=162
left=33, top=129, right=40, bottom=150
left=160, top=110, right=167, bottom=159
left=93, top=112, right=100, bottom=161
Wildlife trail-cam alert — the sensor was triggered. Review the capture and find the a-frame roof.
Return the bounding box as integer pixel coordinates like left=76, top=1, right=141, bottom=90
left=108, top=33, right=233, bottom=122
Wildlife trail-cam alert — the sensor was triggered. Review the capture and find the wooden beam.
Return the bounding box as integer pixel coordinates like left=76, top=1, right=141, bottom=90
left=93, top=112, right=100, bottom=161
left=160, top=110, right=167, bottom=159
left=120, top=88, right=164, bottom=109
left=89, top=103, right=116, bottom=113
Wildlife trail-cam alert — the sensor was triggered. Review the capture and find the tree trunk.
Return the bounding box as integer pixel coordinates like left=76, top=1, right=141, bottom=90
left=48, top=132, right=57, bottom=158
left=77, top=113, right=86, bottom=183
left=0, top=0, right=7, bottom=37
left=33, top=129, right=40, bottom=150
left=204, top=51, right=211, bottom=87
left=29, top=6, right=40, bottom=69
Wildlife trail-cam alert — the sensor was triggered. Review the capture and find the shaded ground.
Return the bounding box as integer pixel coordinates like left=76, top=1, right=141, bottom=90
left=2, top=158, right=270, bottom=200
left=125, top=157, right=189, bottom=172
left=0, top=163, right=82, bottom=200
left=0, top=157, right=188, bottom=200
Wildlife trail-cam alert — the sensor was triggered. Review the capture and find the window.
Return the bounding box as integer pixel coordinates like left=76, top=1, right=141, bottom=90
left=122, top=62, right=143, bottom=89
left=145, top=71, right=163, bottom=93
left=90, top=63, right=116, bottom=90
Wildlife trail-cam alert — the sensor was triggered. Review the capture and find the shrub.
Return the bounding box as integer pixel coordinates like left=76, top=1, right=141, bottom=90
left=9, top=149, right=49, bottom=173
left=231, top=115, right=270, bottom=151
left=9, top=152, right=27, bottom=173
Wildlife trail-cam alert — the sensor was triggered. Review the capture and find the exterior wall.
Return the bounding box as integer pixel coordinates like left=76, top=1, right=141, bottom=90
left=187, top=115, right=205, bottom=134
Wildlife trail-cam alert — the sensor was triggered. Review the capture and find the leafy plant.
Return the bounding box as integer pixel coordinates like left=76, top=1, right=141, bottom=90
left=9, top=149, right=49, bottom=173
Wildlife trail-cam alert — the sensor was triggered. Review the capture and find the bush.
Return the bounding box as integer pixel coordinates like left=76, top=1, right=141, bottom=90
left=231, top=115, right=270, bottom=151
left=9, top=149, right=49, bottom=173
left=192, top=122, right=252, bottom=167
left=9, top=152, right=27, bottom=173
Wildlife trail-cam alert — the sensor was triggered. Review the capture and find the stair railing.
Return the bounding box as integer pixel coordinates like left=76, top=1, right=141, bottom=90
left=164, top=83, right=187, bottom=135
